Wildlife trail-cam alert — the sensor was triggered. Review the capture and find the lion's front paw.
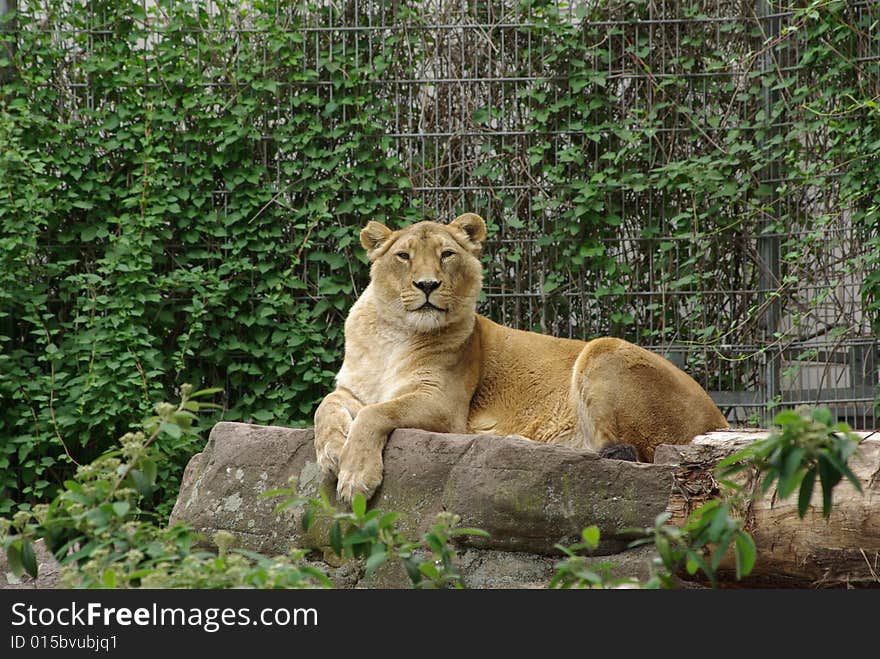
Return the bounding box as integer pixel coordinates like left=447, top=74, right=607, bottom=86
left=336, top=469, right=381, bottom=506
left=316, top=438, right=344, bottom=477
left=336, top=444, right=383, bottom=506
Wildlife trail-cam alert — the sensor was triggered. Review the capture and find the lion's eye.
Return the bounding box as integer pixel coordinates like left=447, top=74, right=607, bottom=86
left=396, top=252, right=410, bottom=261
left=441, top=250, right=455, bottom=260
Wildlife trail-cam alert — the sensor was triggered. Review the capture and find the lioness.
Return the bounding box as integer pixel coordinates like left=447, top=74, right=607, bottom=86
left=315, top=213, right=728, bottom=503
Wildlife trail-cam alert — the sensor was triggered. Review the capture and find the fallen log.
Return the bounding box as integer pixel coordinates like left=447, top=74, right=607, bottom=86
left=655, top=430, right=880, bottom=587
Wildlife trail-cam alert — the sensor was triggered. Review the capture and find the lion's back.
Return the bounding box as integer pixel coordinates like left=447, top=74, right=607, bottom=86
left=466, top=315, right=584, bottom=442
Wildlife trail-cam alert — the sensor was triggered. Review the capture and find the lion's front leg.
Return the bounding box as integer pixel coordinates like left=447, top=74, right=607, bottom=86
left=336, top=411, right=385, bottom=505
left=314, top=388, right=363, bottom=477
left=336, top=393, right=460, bottom=505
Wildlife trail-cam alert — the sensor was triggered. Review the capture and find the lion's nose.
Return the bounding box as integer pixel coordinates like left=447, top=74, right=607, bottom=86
left=413, top=279, right=441, bottom=295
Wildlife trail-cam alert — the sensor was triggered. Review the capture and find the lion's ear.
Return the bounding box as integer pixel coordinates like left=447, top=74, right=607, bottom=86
left=450, top=213, right=487, bottom=252
left=360, top=221, right=393, bottom=261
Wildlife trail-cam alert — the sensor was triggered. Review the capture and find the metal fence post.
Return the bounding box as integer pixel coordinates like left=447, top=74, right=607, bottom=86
left=757, top=0, right=783, bottom=422
left=0, top=1, right=15, bottom=356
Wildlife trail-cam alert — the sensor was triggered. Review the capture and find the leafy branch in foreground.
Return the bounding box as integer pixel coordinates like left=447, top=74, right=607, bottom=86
left=136, top=530, right=331, bottom=589
left=716, top=407, right=863, bottom=518
left=549, top=525, right=638, bottom=589
left=554, top=406, right=863, bottom=588
left=629, top=505, right=756, bottom=589
left=271, top=488, right=488, bottom=589
left=550, top=507, right=755, bottom=590
left=0, top=385, right=329, bottom=588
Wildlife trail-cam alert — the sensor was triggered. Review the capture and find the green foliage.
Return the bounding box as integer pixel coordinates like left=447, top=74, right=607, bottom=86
left=0, top=0, right=421, bottom=508
left=630, top=507, right=757, bottom=589
left=548, top=525, right=637, bottom=589
left=552, top=508, right=757, bottom=590
left=273, top=489, right=489, bottom=589
left=135, top=531, right=332, bottom=589
left=0, top=385, right=330, bottom=588
left=476, top=0, right=878, bottom=394
left=717, top=406, right=863, bottom=518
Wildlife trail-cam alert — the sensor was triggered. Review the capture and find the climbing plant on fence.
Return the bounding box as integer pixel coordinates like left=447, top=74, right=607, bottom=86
left=1, top=0, right=877, bottom=512
left=0, top=0, right=422, bottom=509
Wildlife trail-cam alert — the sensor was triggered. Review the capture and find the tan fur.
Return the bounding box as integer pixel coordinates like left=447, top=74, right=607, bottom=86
left=314, top=213, right=728, bottom=503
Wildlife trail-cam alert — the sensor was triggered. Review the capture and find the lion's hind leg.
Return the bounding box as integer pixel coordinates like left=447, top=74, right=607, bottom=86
left=314, top=388, right=362, bottom=477
left=570, top=391, right=641, bottom=462
left=571, top=337, right=728, bottom=463
left=570, top=338, right=644, bottom=461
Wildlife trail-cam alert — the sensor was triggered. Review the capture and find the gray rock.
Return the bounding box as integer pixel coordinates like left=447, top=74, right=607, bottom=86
left=456, top=549, right=556, bottom=589
left=170, top=422, right=318, bottom=555
left=170, top=422, right=675, bottom=588
left=353, top=543, right=661, bottom=589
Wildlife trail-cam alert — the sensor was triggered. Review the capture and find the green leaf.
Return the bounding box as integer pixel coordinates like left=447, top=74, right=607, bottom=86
left=715, top=448, right=751, bottom=476
left=418, top=562, right=440, bottom=581
left=733, top=532, right=756, bottom=579
left=451, top=528, right=490, bottom=538
left=715, top=461, right=751, bottom=481
left=759, top=470, right=778, bottom=495
left=685, top=551, right=713, bottom=586
left=797, top=467, right=816, bottom=518
left=554, top=543, right=576, bottom=558
left=364, top=549, right=387, bottom=578
left=112, top=501, right=130, bottom=518
left=424, top=533, right=444, bottom=554
left=472, top=107, right=491, bottom=124
left=263, top=487, right=297, bottom=498
left=581, top=525, right=600, bottom=550
left=710, top=531, right=734, bottom=571
left=777, top=448, right=805, bottom=499
left=817, top=456, right=837, bottom=518
left=128, top=469, right=153, bottom=497
left=821, top=449, right=863, bottom=494
left=351, top=493, right=366, bottom=518
left=654, top=535, right=672, bottom=566
left=140, top=458, right=158, bottom=485
left=301, top=567, right=334, bottom=589
left=6, top=542, right=24, bottom=577
left=342, top=528, right=376, bottom=547
left=301, top=506, right=315, bottom=532
left=159, top=421, right=183, bottom=439
left=329, top=522, right=342, bottom=556
left=810, top=408, right=834, bottom=426
left=103, top=570, right=117, bottom=588
left=707, top=504, right=731, bottom=540
left=189, top=387, right=224, bottom=398
left=378, top=512, right=398, bottom=529
left=716, top=478, right=746, bottom=493
left=20, top=539, right=39, bottom=579
left=125, top=569, right=154, bottom=582
left=772, top=410, right=803, bottom=427
left=402, top=558, right=422, bottom=585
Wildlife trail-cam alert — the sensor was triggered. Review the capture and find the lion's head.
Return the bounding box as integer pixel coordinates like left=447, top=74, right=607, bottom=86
left=360, top=213, right=487, bottom=332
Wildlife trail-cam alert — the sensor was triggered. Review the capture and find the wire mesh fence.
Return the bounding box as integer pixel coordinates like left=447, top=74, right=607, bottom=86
left=4, top=0, right=878, bottom=429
